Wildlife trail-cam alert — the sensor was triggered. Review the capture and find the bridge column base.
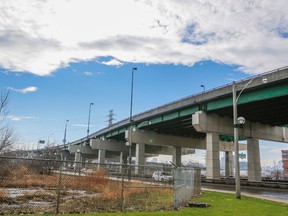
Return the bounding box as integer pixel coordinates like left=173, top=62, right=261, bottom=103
left=248, top=138, right=261, bottom=182
left=135, top=143, right=145, bottom=175
left=98, top=150, right=105, bottom=170
left=206, top=133, right=220, bottom=180
left=225, top=151, right=233, bottom=177
left=172, top=146, right=182, bottom=167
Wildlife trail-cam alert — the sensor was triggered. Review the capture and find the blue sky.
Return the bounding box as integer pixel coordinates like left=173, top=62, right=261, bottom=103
left=2, top=60, right=245, bottom=143
left=1, top=0, right=288, bottom=166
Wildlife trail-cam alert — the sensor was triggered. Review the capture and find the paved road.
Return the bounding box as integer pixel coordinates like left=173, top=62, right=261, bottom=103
left=202, top=183, right=288, bottom=204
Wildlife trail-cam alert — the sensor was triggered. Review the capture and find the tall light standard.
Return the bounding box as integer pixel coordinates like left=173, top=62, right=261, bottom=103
left=201, top=84, right=205, bottom=92
left=233, top=82, right=244, bottom=199
left=128, top=67, right=137, bottom=180
left=79, top=102, right=93, bottom=170
left=87, top=102, right=94, bottom=140
left=62, top=120, right=69, bottom=149
left=130, top=68, right=137, bottom=123
left=233, top=76, right=268, bottom=199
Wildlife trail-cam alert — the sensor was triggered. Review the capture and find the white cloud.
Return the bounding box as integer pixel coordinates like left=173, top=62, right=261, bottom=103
left=0, top=0, right=288, bottom=75
left=8, top=115, right=38, bottom=121
left=101, top=59, right=123, bottom=67
left=83, top=71, right=103, bottom=76
left=72, top=124, right=94, bottom=128
left=8, top=86, right=38, bottom=94
left=83, top=71, right=93, bottom=76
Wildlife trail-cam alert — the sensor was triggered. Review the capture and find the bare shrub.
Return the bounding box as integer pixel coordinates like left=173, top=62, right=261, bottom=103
left=59, top=169, right=109, bottom=192
left=0, top=158, right=13, bottom=182
left=0, top=90, right=18, bottom=154
left=101, top=181, right=122, bottom=200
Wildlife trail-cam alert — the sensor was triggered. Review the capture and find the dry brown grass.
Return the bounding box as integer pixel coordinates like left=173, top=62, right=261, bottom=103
left=60, top=169, right=109, bottom=192
left=101, top=181, right=122, bottom=199
left=0, top=188, right=7, bottom=199
left=0, top=165, right=109, bottom=191
left=1, top=165, right=59, bottom=188
left=0, top=163, right=175, bottom=214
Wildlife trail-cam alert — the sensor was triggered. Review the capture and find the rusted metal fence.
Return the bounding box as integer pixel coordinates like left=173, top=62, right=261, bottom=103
left=0, top=156, right=201, bottom=214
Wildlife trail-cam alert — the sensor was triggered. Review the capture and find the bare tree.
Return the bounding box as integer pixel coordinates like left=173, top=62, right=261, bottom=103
left=0, top=125, right=17, bottom=153
left=0, top=90, right=17, bottom=153
left=0, top=90, right=9, bottom=115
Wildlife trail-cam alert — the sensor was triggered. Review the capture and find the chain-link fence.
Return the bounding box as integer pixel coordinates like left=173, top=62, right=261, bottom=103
left=174, top=166, right=201, bottom=209
left=0, top=156, right=201, bottom=214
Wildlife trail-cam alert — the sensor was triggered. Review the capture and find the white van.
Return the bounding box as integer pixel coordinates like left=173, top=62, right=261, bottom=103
left=152, top=171, right=173, bottom=182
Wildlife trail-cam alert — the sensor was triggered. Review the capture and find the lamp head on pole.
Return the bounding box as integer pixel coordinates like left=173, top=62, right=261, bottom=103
left=262, top=76, right=268, bottom=84
left=234, top=116, right=246, bottom=128
left=200, top=84, right=205, bottom=92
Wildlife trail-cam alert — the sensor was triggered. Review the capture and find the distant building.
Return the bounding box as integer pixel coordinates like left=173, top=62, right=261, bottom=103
left=281, top=150, right=288, bottom=177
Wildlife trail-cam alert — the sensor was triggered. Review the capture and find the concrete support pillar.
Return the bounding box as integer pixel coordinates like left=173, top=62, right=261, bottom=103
left=120, top=152, right=128, bottom=165
left=120, top=152, right=128, bottom=174
left=206, top=133, right=220, bottom=180
left=173, top=146, right=182, bottom=167
left=225, top=151, right=233, bottom=177
left=247, top=138, right=261, bottom=182
left=74, top=150, right=81, bottom=172
left=98, top=150, right=105, bottom=170
left=135, top=143, right=145, bottom=175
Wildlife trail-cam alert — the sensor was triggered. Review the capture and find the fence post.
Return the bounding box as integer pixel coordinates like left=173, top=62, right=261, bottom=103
left=173, top=167, right=178, bottom=210
left=120, top=164, right=125, bottom=212
left=56, top=158, right=63, bottom=214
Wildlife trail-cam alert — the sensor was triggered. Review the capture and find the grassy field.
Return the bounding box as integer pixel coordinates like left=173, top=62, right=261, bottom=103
left=37, top=191, right=288, bottom=216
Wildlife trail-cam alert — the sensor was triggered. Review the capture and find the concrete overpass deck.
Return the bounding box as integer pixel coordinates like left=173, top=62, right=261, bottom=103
left=48, top=66, right=288, bottom=182
left=68, top=66, right=288, bottom=144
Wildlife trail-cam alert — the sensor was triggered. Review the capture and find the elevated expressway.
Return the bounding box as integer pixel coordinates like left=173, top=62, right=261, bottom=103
left=66, top=66, right=288, bottom=182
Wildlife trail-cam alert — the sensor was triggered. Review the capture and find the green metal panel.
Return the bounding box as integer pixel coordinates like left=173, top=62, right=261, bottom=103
left=150, top=116, right=163, bottom=124
left=105, top=133, right=112, bottom=138
left=119, top=128, right=126, bottom=134
left=111, top=130, right=119, bottom=136
left=105, top=127, right=127, bottom=138
left=220, top=135, right=246, bottom=142
left=163, top=112, right=179, bottom=121
left=148, top=107, right=199, bottom=124
left=207, top=83, right=288, bottom=111
left=207, top=97, right=231, bottom=110
left=220, top=135, right=233, bottom=142
left=99, top=83, right=288, bottom=138
left=179, top=106, right=199, bottom=116
left=238, top=84, right=288, bottom=104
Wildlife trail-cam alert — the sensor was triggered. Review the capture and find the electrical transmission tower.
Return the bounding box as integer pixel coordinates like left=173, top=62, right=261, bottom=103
left=107, top=109, right=116, bottom=127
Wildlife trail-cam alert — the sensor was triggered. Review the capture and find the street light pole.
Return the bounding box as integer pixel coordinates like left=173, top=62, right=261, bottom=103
left=128, top=67, right=137, bottom=180
left=232, top=82, right=241, bottom=199
left=87, top=102, right=94, bottom=139
left=232, top=76, right=268, bottom=199
left=130, top=68, right=137, bottom=122
left=201, top=84, right=205, bottom=92
left=63, top=120, right=69, bottom=149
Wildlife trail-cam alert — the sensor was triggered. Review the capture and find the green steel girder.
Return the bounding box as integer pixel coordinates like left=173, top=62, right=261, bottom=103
left=100, top=83, right=288, bottom=141
left=207, top=83, right=288, bottom=111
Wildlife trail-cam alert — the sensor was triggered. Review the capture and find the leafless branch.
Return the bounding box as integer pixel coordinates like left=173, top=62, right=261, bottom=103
left=0, top=125, right=17, bottom=153
left=0, top=90, right=9, bottom=115
left=0, top=90, right=17, bottom=153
